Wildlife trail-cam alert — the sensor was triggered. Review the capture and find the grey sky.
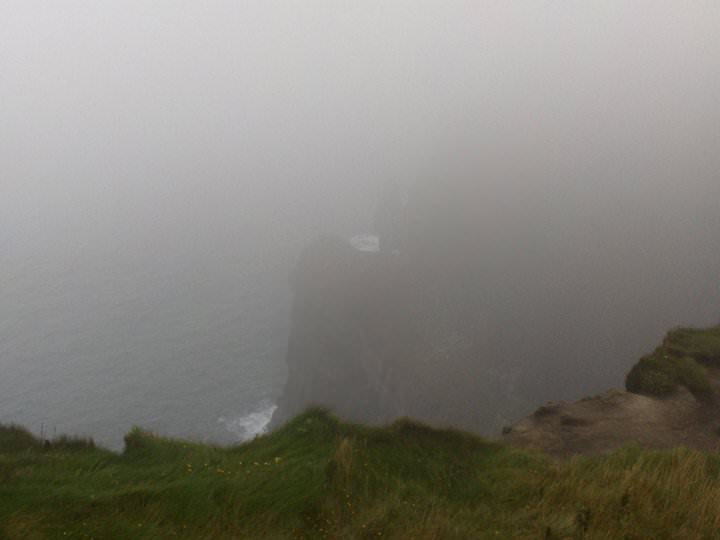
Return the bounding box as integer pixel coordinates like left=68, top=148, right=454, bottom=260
left=3, top=2, right=719, bottom=236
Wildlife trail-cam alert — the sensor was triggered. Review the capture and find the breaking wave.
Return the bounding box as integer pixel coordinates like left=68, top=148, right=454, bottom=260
left=218, top=400, right=277, bottom=442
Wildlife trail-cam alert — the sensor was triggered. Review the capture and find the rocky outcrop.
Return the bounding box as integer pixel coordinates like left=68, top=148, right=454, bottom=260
left=270, top=222, right=720, bottom=444
left=270, top=236, right=404, bottom=427
left=503, top=386, right=720, bottom=457
left=270, top=234, right=527, bottom=432
left=504, top=326, right=720, bottom=457
left=269, top=178, right=720, bottom=448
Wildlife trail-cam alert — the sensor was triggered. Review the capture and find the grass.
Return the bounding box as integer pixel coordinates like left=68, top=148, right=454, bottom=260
left=625, top=352, right=711, bottom=398
left=625, top=325, right=720, bottom=399
left=663, top=326, right=720, bottom=366
left=4, top=409, right=720, bottom=538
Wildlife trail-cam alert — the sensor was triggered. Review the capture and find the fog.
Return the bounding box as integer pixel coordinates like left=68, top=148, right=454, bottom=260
left=2, top=2, right=720, bottom=445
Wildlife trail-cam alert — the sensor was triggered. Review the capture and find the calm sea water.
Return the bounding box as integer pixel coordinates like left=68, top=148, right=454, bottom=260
left=0, top=239, right=293, bottom=450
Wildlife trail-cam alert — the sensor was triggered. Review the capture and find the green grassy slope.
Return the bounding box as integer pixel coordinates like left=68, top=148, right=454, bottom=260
left=3, top=410, right=720, bottom=539
left=626, top=325, right=720, bottom=399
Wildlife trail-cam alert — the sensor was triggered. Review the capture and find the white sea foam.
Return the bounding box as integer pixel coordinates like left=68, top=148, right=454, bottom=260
left=218, top=400, right=277, bottom=442
left=349, top=234, right=379, bottom=252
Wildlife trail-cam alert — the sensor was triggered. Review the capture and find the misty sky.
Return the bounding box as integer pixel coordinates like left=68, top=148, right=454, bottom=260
left=2, top=1, right=719, bottom=252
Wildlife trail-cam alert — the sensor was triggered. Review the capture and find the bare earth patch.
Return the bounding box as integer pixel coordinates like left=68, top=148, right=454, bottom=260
left=504, top=379, right=720, bottom=457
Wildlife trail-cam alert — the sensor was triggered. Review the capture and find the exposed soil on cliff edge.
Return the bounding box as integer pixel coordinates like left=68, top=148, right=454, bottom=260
left=504, top=368, right=720, bottom=458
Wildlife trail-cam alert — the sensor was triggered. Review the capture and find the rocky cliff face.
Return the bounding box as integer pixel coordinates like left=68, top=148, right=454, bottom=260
left=269, top=178, right=720, bottom=442
left=273, top=238, right=720, bottom=456
left=270, top=234, right=526, bottom=432
left=270, top=236, right=401, bottom=427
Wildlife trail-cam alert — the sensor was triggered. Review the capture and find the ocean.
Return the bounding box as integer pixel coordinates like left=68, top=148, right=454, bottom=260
left=0, top=180, right=373, bottom=451
left=0, top=240, right=289, bottom=450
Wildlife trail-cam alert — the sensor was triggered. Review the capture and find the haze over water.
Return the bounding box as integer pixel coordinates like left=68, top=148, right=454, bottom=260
left=2, top=2, right=720, bottom=449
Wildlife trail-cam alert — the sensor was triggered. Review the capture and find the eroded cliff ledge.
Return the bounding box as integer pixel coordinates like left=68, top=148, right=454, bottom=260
left=504, top=326, right=720, bottom=457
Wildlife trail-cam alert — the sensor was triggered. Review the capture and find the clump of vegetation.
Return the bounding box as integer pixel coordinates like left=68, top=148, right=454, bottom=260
left=625, top=325, right=720, bottom=399
left=4, top=409, right=720, bottom=538
left=626, top=351, right=711, bottom=398
left=0, top=424, right=42, bottom=453
left=663, top=326, right=720, bottom=366
left=0, top=424, right=95, bottom=452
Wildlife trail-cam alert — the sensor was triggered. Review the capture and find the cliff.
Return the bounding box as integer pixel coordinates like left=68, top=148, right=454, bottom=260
left=270, top=178, right=720, bottom=442
left=270, top=234, right=527, bottom=432
left=271, top=236, right=404, bottom=427
left=504, top=325, right=720, bottom=457
left=273, top=236, right=720, bottom=457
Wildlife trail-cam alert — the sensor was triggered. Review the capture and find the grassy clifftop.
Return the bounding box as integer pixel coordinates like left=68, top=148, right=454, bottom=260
left=626, top=325, right=720, bottom=399
left=3, top=409, right=720, bottom=539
